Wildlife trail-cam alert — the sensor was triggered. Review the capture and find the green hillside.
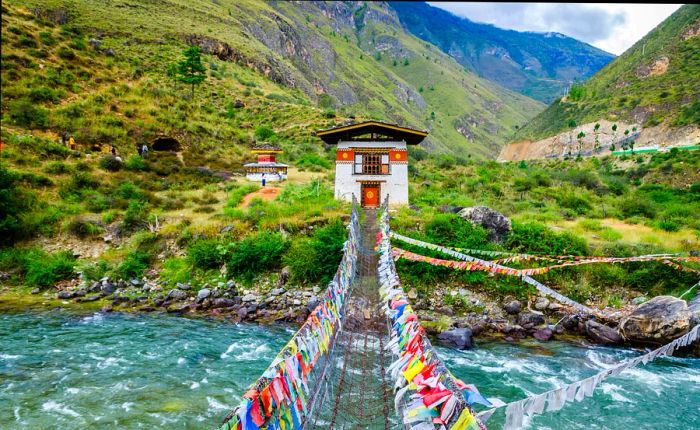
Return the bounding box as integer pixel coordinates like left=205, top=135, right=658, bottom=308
left=1, top=0, right=543, bottom=158
left=390, top=1, right=615, bottom=103
left=516, top=4, right=700, bottom=141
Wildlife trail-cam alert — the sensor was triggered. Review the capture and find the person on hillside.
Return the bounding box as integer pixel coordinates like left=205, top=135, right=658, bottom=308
left=141, top=144, right=149, bottom=158
left=69, top=136, right=76, bottom=151
left=261, top=173, right=266, bottom=187
left=111, top=145, right=117, bottom=156
left=137, top=145, right=143, bottom=157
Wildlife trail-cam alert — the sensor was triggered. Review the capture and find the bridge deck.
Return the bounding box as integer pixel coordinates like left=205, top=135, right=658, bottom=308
left=303, top=209, right=399, bottom=430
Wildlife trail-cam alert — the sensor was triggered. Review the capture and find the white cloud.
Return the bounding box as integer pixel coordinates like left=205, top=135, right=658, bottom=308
left=426, top=2, right=683, bottom=55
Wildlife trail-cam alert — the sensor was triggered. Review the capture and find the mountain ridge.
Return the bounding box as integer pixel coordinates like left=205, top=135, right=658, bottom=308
left=389, top=1, right=615, bottom=103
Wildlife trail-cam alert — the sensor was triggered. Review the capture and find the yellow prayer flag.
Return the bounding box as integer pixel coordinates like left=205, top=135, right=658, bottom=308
left=450, top=408, right=478, bottom=430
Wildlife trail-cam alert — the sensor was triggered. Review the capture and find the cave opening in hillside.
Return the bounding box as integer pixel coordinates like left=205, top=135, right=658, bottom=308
left=152, top=136, right=180, bottom=151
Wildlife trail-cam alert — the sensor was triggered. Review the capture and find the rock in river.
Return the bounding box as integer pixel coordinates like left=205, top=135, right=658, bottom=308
left=620, top=295, right=691, bottom=344
left=437, top=327, right=473, bottom=349
left=503, top=300, right=521, bottom=315
left=585, top=320, right=623, bottom=345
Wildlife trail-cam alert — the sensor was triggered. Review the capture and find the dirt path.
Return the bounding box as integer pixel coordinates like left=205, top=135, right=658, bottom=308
left=239, top=186, right=281, bottom=207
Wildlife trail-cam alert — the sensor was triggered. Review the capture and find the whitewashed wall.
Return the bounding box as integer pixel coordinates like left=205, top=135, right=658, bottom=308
left=334, top=141, right=410, bottom=206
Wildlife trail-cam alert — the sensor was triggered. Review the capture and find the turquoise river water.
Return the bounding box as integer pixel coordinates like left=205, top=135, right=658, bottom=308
left=1, top=311, right=698, bottom=429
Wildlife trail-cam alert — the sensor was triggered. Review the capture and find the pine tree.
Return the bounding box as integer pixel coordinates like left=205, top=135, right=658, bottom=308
left=176, top=46, right=207, bottom=99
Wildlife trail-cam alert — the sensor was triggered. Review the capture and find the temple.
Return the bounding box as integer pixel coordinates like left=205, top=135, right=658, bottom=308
left=317, top=120, right=427, bottom=207
left=244, top=144, right=288, bottom=182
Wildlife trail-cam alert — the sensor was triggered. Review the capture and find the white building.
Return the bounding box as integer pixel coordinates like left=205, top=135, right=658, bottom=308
left=244, top=145, right=288, bottom=182
left=317, top=121, right=427, bottom=207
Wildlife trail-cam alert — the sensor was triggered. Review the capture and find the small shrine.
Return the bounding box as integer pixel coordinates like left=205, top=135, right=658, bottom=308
left=245, top=144, right=288, bottom=182
left=316, top=120, right=427, bottom=207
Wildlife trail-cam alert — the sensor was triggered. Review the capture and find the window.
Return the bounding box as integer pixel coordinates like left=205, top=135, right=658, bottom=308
left=354, top=152, right=390, bottom=175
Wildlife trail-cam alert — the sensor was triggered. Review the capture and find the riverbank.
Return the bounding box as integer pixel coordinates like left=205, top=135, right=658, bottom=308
left=4, top=276, right=697, bottom=356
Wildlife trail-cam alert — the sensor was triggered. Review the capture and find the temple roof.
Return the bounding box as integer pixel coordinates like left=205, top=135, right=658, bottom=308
left=250, top=143, right=283, bottom=153
left=244, top=162, right=289, bottom=167
left=316, top=120, right=428, bottom=145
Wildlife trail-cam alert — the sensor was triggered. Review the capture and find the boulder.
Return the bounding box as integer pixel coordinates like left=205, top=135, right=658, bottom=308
left=306, top=296, right=321, bottom=313
left=101, top=282, right=117, bottom=294
left=177, top=282, right=191, bottom=290
left=269, top=288, right=286, bottom=296
left=167, top=289, right=189, bottom=301
left=503, top=300, right=521, bottom=315
left=518, top=312, right=545, bottom=328
left=585, top=320, right=623, bottom=345
left=211, top=298, right=236, bottom=309
left=457, top=206, right=512, bottom=242
left=620, top=295, right=691, bottom=344
left=197, top=288, right=211, bottom=302
left=534, top=297, right=550, bottom=311
left=533, top=327, right=553, bottom=341
left=437, top=327, right=473, bottom=349
left=688, top=293, right=700, bottom=326
left=57, top=291, right=74, bottom=299
left=242, top=293, right=257, bottom=303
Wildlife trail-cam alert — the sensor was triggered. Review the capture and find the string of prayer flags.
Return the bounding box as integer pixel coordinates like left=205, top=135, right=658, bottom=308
left=218, top=205, right=361, bottom=430
left=476, top=324, right=700, bottom=430
left=390, top=232, right=603, bottom=316
left=377, top=208, right=487, bottom=430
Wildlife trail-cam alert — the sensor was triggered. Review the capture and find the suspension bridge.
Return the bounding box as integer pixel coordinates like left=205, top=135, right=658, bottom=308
left=215, top=198, right=700, bottom=430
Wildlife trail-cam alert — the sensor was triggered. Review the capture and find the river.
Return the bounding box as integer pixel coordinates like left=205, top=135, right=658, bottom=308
left=1, top=311, right=698, bottom=429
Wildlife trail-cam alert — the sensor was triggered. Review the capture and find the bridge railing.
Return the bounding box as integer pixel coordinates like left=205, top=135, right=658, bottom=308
left=217, top=198, right=360, bottom=430
left=377, top=206, right=487, bottom=430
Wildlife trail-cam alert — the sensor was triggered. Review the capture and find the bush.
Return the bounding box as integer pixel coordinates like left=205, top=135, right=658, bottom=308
left=657, top=219, right=680, bottom=232
left=557, top=192, right=592, bottom=215
left=227, top=231, right=288, bottom=281
left=424, top=214, right=489, bottom=248
left=0, top=165, right=37, bottom=245
left=285, top=218, right=347, bottom=285
left=120, top=200, right=150, bottom=233
left=507, top=221, right=588, bottom=255
left=188, top=238, right=225, bottom=269
left=24, top=249, right=76, bottom=288
left=8, top=99, right=49, bottom=129
left=99, top=155, right=123, bottom=171
left=112, top=250, right=151, bottom=280
left=45, top=162, right=70, bottom=174
left=296, top=153, right=331, bottom=170
left=254, top=125, right=275, bottom=141
left=65, top=218, right=103, bottom=238
left=618, top=197, right=656, bottom=219
left=57, top=47, right=75, bottom=60
left=125, top=155, right=146, bottom=171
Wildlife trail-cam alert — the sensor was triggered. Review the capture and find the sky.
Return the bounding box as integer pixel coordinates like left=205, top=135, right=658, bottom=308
left=427, top=3, right=683, bottom=55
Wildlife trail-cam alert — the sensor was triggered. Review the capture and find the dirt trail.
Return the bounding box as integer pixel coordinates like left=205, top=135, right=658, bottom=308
left=239, top=187, right=280, bottom=207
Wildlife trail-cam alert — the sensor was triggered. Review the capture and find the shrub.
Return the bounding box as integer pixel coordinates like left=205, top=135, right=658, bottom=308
left=24, top=249, right=76, bottom=288
left=120, top=200, right=150, bottom=233
left=57, top=47, right=75, bottom=60
left=65, top=218, right=103, bottom=238
left=0, top=165, right=37, bottom=245
left=125, top=154, right=146, bottom=171
left=557, top=192, right=592, bottom=215
left=227, top=231, right=288, bottom=281
left=254, top=125, right=275, bottom=141
left=618, top=197, right=656, bottom=219
left=45, top=162, right=70, bottom=174
left=8, top=99, right=49, bottom=129
left=160, top=257, right=192, bottom=286
left=188, top=238, right=225, bottom=269
left=112, top=250, right=150, bottom=280
left=507, top=221, right=588, bottom=255
left=99, top=155, right=123, bottom=171
left=285, top=218, right=347, bottom=285
left=296, top=153, right=331, bottom=170
left=424, top=214, right=489, bottom=248
left=657, top=219, right=680, bottom=232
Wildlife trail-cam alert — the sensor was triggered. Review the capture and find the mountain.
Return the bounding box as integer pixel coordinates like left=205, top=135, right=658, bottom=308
left=513, top=4, right=700, bottom=147
left=389, top=1, right=615, bottom=103
left=2, top=0, right=544, bottom=158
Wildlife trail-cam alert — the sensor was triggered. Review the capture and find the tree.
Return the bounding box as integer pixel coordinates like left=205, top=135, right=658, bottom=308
left=403, top=57, right=409, bottom=66
left=593, top=123, right=601, bottom=152
left=566, top=119, right=577, bottom=157
left=175, top=46, right=207, bottom=98
left=622, top=129, right=630, bottom=150
left=576, top=131, right=586, bottom=156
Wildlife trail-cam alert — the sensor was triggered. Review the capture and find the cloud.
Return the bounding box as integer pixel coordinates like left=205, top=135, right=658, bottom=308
left=426, top=2, right=682, bottom=55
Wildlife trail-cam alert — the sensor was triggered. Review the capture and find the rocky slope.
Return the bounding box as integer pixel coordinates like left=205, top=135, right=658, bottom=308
left=389, top=1, right=615, bottom=103
left=6, top=0, right=544, bottom=158
left=514, top=4, right=700, bottom=148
